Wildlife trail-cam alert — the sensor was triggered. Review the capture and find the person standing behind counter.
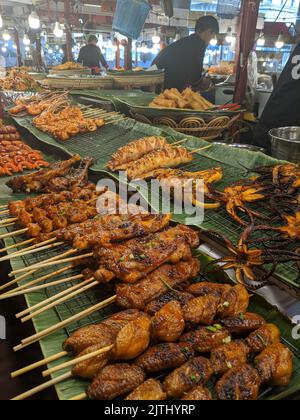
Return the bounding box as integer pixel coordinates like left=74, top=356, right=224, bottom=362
left=152, top=16, right=219, bottom=92
left=78, top=35, right=109, bottom=73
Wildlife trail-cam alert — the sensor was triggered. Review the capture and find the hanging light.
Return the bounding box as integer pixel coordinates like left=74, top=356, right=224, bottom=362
left=257, top=32, right=265, bottom=47
left=1, top=46, right=7, bottom=52
left=24, top=46, right=30, bottom=52
left=28, top=10, right=40, bottom=30
left=12, top=44, right=17, bottom=50
left=53, top=21, right=64, bottom=38
left=275, top=33, right=284, bottom=49
left=23, top=33, right=31, bottom=46
left=2, top=29, right=10, bottom=41
left=0, top=14, right=3, bottom=29
left=225, top=28, right=234, bottom=44
left=152, top=30, right=160, bottom=45
left=48, top=48, right=54, bottom=54
left=210, top=37, right=218, bottom=47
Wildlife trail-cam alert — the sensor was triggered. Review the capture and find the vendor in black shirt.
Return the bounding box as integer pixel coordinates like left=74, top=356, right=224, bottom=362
left=153, top=16, right=219, bottom=91
left=78, top=35, right=109, bottom=72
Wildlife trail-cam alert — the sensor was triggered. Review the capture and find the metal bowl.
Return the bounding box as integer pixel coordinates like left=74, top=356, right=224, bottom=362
left=269, top=127, right=300, bottom=162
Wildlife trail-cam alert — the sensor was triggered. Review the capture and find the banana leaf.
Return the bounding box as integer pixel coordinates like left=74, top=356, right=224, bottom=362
left=1, top=228, right=299, bottom=400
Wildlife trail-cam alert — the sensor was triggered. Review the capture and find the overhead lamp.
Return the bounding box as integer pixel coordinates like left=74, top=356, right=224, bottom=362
left=23, top=33, right=30, bottom=46
left=152, top=30, right=160, bottom=45
left=275, top=34, right=284, bottom=49
left=25, top=46, right=30, bottom=52
left=28, top=10, right=40, bottom=30
left=48, top=48, right=54, bottom=54
left=210, top=37, right=218, bottom=47
left=53, top=21, right=64, bottom=38
left=0, top=14, right=3, bottom=29
left=2, top=29, right=10, bottom=41
left=1, top=46, right=7, bottom=52
left=257, top=32, right=265, bottom=47
left=225, top=28, right=234, bottom=44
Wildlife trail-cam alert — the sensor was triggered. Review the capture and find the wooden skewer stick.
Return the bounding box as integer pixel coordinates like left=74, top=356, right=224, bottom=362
left=0, top=227, right=28, bottom=240
left=2, top=249, right=75, bottom=290
left=8, top=248, right=78, bottom=277
left=0, top=238, right=34, bottom=254
left=42, top=344, right=114, bottom=378
left=21, top=278, right=97, bottom=323
left=190, top=144, right=213, bottom=154
left=105, top=117, right=128, bottom=125
left=10, top=251, right=92, bottom=276
left=16, top=274, right=84, bottom=317
left=69, top=393, right=87, bottom=401
left=0, top=204, right=8, bottom=210
left=171, top=138, right=188, bottom=146
left=0, top=222, right=16, bottom=229
left=1, top=264, right=74, bottom=295
left=5, top=236, right=58, bottom=256
left=0, top=241, right=64, bottom=263
left=11, top=372, right=73, bottom=400
left=11, top=351, right=68, bottom=379
left=0, top=217, right=17, bottom=225
left=0, top=210, right=9, bottom=215
left=14, top=295, right=117, bottom=351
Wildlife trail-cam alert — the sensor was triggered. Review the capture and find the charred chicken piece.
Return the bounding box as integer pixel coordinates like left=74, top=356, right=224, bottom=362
left=125, top=379, right=167, bottom=401
left=6, top=154, right=82, bottom=193
left=181, top=386, right=212, bottom=401
left=183, top=295, right=220, bottom=325
left=87, top=363, right=145, bottom=400
left=216, top=364, right=261, bottom=400
left=186, top=282, right=231, bottom=298
left=180, top=325, right=231, bottom=353
left=145, top=290, right=194, bottom=316
left=72, top=343, right=110, bottom=379
left=163, top=357, right=213, bottom=399
left=70, top=213, right=172, bottom=250
left=135, top=342, right=194, bottom=374
left=115, top=259, right=200, bottom=311
left=246, top=324, right=281, bottom=353
left=218, top=285, right=249, bottom=319
left=151, top=301, right=185, bottom=343
left=210, top=340, right=250, bottom=375
left=94, top=225, right=200, bottom=284
left=221, top=312, right=266, bottom=334
left=63, top=309, right=142, bottom=355
left=254, top=343, right=293, bottom=387
left=112, top=314, right=151, bottom=360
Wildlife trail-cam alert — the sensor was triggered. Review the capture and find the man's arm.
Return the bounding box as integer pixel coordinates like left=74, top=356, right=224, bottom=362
left=97, top=47, right=109, bottom=69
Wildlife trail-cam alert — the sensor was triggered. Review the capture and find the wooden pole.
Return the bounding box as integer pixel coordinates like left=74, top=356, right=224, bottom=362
left=115, top=39, right=121, bottom=69
left=234, top=0, right=261, bottom=104
left=64, top=0, right=73, bottom=61
left=14, top=29, right=22, bottom=67
left=124, top=38, right=133, bottom=71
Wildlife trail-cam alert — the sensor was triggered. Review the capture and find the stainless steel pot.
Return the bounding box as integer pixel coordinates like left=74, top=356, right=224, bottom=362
left=269, top=127, right=300, bottom=163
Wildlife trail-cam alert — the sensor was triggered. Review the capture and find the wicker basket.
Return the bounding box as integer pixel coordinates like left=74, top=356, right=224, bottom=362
left=131, top=112, right=240, bottom=141
left=49, top=68, right=91, bottom=76
left=110, top=70, right=164, bottom=90
left=45, top=76, right=114, bottom=90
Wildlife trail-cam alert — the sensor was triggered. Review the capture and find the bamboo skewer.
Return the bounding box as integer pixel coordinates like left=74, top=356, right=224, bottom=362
left=190, top=144, right=213, bottom=154
left=14, top=295, right=117, bottom=351
left=8, top=248, right=78, bottom=277
left=0, top=241, right=64, bottom=263
left=0, top=222, right=15, bottom=229
left=0, top=217, right=17, bottom=225
left=10, top=251, right=92, bottom=276
left=0, top=238, right=34, bottom=254
left=1, top=264, right=74, bottom=295
left=0, top=204, right=8, bottom=210
left=15, top=274, right=85, bottom=317
left=70, top=393, right=87, bottom=401
left=0, top=210, right=9, bottom=215
left=21, top=278, right=97, bottom=323
left=11, top=372, right=73, bottom=400
left=42, top=345, right=114, bottom=378
left=171, top=138, right=188, bottom=146
left=8, top=236, right=58, bottom=255
left=11, top=351, right=68, bottom=379
left=0, top=227, right=28, bottom=240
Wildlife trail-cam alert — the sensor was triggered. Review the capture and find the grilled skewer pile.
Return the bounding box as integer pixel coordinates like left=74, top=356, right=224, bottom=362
left=0, top=121, right=48, bottom=176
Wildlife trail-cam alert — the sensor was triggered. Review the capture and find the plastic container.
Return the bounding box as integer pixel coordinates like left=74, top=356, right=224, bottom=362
left=112, top=0, right=152, bottom=39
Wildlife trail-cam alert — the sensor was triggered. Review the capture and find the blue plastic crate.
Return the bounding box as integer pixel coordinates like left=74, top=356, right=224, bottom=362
left=112, top=0, right=152, bottom=39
